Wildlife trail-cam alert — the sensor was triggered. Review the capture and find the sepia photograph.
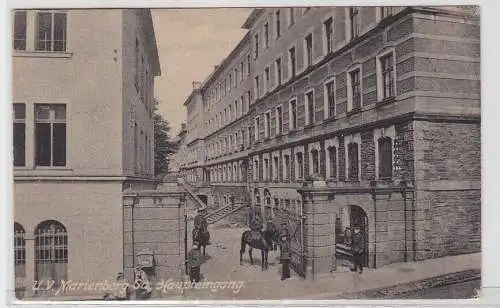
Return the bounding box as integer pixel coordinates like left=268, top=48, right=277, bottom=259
left=9, top=5, right=482, bottom=302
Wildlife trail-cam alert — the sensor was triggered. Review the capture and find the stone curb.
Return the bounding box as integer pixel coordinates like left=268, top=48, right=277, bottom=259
left=342, top=268, right=481, bottom=299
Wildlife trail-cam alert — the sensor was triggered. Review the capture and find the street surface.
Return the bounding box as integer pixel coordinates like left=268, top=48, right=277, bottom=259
left=395, top=279, right=480, bottom=299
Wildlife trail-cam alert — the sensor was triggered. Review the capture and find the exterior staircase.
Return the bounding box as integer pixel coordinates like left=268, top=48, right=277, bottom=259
left=178, top=178, right=206, bottom=210
left=206, top=202, right=247, bottom=225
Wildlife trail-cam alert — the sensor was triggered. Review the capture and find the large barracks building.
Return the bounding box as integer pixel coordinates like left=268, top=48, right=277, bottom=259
left=174, top=6, right=480, bottom=278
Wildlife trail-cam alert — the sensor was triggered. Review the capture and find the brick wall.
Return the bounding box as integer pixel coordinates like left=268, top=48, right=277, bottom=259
left=413, top=120, right=481, bottom=259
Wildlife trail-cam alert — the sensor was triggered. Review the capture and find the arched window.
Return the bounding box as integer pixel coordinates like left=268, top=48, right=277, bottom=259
left=14, top=222, right=26, bottom=277
left=35, top=220, right=68, bottom=286
left=311, top=149, right=319, bottom=175
left=328, top=146, right=337, bottom=180
left=378, top=137, right=393, bottom=179
left=264, top=189, right=271, bottom=206
left=254, top=188, right=261, bottom=205
left=347, top=142, right=359, bottom=181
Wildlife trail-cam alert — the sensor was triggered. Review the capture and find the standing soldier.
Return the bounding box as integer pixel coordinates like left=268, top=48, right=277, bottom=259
left=188, top=242, right=203, bottom=282
left=279, top=235, right=291, bottom=280
left=351, top=226, right=365, bottom=273
left=194, top=209, right=210, bottom=245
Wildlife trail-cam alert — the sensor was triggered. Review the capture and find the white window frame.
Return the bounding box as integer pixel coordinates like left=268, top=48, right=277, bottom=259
left=376, top=48, right=397, bottom=102
left=308, top=142, right=321, bottom=176
left=254, top=116, right=260, bottom=141
left=275, top=56, right=283, bottom=87
left=294, top=146, right=305, bottom=180
left=303, top=32, right=314, bottom=68
left=288, top=97, right=298, bottom=131
left=323, top=76, right=336, bottom=119
left=288, top=7, right=295, bottom=27
left=374, top=126, right=396, bottom=180
left=344, top=133, right=362, bottom=181
left=347, top=65, right=363, bottom=112
left=325, top=137, right=339, bottom=180
left=264, top=65, right=270, bottom=93
left=304, top=89, right=315, bottom=125
left=264, top=110, right=271, bottom=139
left=272, top=151, right=280, bottom=181
left=282, top=148, right=292, bottom=181
left=322, top=15, right=334, bottom=56
left=288, top=45, right=297, bottom=80
left=275, top=104, right=283, bottom=135
left=345, top=7, right=361, bottom=41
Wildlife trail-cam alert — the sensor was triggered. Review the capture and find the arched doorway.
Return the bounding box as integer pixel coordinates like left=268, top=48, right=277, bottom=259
left=337, top=205, right=369, bottom=268
left=34, top=220, right=68, bottom=288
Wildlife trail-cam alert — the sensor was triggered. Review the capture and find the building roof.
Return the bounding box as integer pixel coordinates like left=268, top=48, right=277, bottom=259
left=242, top=8, right=264, bottom=29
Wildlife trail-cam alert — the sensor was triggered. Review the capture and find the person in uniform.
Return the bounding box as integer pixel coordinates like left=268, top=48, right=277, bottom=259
left=194, top=209, right=210, bottom=245
left=351, top=226, right=365, bottom=273
left=279, top=235, right=291, bottom=280
left=188, top=242, right=203, bottom=282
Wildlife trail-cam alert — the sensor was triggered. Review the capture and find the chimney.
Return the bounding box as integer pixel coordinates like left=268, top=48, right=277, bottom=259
left=192, top=81, right=202, bottom=90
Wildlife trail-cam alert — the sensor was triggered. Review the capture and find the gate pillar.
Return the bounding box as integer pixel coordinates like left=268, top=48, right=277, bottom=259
left=298, top=176, right=337, bottom=280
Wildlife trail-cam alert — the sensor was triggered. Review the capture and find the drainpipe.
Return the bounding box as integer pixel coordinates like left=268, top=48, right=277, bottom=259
left=370, top=184, right=377, bottom=269
left=132, top=193, right=139, bottom=270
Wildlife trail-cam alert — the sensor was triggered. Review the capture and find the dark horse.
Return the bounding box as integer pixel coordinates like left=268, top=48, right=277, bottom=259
left=192, top=227, right=210, bottom=259
left=239, top=228, right=280, bottom=270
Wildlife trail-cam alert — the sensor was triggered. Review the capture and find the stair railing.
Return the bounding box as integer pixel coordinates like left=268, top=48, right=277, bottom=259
left=178, top=177, right=206, bottom=210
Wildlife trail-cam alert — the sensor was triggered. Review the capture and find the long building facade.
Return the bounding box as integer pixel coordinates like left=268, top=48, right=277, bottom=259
left=12, top=9, right=161, bottom=297
left=175, top=6, right=480, bottom=278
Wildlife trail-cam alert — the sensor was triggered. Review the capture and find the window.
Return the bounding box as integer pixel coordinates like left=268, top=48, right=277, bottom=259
left=328, top=146, right=337, bottom=179
left=347, top=143, right=359, bottom=181
left=264, top=23, right=269, bottom=48
left=241, top=61, right=245, bottom=80
left=275, top=10, right=281, bottom=38
left=289, top=99, right=297, bottom=130
left=36, top=11, right=67, bottom=52
left=13, top=11, right=27, bottom=50
left=235, top=100, right=239, bottom=118
left=324, top=17, right=333, bottom=54
left=303, top=7, right=311, bottom=14
left=289, top=47, right=296, bottom=78
left=254, top=34, right=259, bottom=59
left=14, top=222, right=25, bottom=277
left=264, top=111, right=271, bottom=138
left=255, top=117, right=260, bottom=141
left=284, top=154, right=290, bottom=181
left=348, top=7, right=360, bottom=40
left=35, top=104, right=67, bottom=167
left=265, top=67, right=270, bottom=92
left=229, top=73, right=232, bottom=89
left=240, top=95, right=245, bottom=115
left=305, top=34, right=313, bottom=67
left=228, top=105, right=232, bottom=122
left=378, top=137, right=393, bottom=179
left=378, top=52, right=395, bottom=100
left=264, top=158, right=270, bottom=181
left=247, top=54, right=251, bottom=76
left=305, top=91, right=315, bottom=125
left=311, top=149, right=319, bottom=175
left=247, top=90, right=251, bottom=108
left=380, top=6, right=395, bottom=19
left=35, top=220, right=68, bottom=286
left=275, top=58, right=282, bottom=86
left=234, top=69, right=238, bottom=88
left=13, top=104, right=26, bottom=167
left=273, top=156, right=279, bottom=181
left=325, top=80, right=335, bottom=118
left=296, top=152, right=304, bottom=179
left=289, top=8, right=295, bottom=27
left=348, top=68, right=362, bottom=111
left=255, top=76, right=260, bottom=99
left=276, top=106, right=283, bottom=135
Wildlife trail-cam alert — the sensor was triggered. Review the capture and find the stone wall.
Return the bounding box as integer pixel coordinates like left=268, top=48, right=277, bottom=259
left=123, top=185, right=186, bottom=297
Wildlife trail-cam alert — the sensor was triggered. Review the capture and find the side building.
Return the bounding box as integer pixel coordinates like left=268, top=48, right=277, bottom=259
left=12, top=9, right=160, bottom=297
left=177, top=6, right=480, bottom=278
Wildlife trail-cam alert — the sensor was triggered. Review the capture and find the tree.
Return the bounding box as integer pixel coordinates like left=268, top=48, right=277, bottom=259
left=153, top=98, right=177, bottom=175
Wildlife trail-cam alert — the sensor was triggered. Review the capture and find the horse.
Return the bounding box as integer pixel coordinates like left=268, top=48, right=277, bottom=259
left=192, top=227, right=210, bottom=259
left=239, top=229, right=277, bottom=270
